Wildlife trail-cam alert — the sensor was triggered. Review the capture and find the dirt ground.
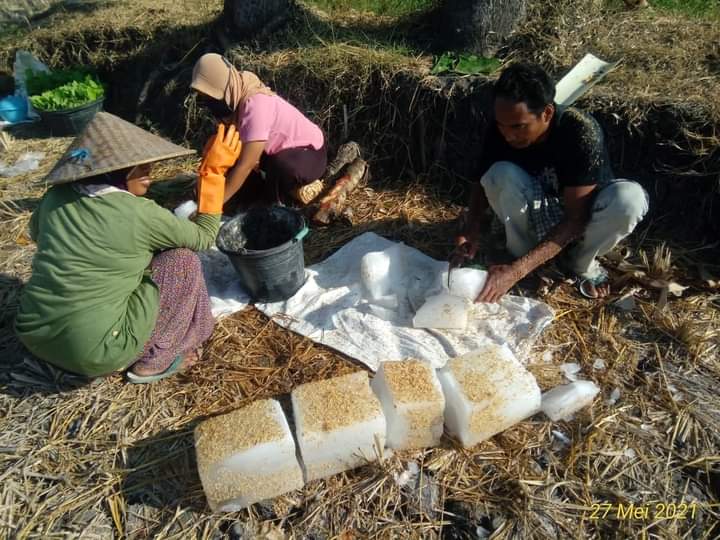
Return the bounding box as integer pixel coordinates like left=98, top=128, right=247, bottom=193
left=1, top=1, right=719, bottom=539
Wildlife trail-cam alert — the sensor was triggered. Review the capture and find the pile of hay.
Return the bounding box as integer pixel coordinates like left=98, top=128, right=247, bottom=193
left=2, top=0, right=718, bottom=232
left=2, top=126, right=719, bottom=540
left=508, top=0, right=720, bottom=234
left=0, top=0, right=221, bottom=69
left=1, top=1, right=719, bottom=538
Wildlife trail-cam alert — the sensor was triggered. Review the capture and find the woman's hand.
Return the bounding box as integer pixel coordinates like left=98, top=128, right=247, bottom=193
left=197, top=124, right=241, bottom=214
left=200, top=124, right=241, bottom=177
left=223, top=140, right=266, bottom=203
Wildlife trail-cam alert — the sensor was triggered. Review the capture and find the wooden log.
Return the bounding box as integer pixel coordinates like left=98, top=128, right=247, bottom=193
left=222, top=0, right=291, bottom=39
left=312, top=158, right=367, bottom=225
left=438, top=0, right=528, bottom=57
left=323, top=141, right=361, bottom=181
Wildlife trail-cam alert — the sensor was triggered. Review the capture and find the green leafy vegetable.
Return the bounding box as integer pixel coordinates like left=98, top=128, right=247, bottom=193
left=27, top=69, right=104, bottom=112
left=430, top=53, right=455, bottom=75
left=453, top=54, right=501, bottom=75
left=431, top=52, right=501, bottom=76
left=27, top=68, right=89, bottom=95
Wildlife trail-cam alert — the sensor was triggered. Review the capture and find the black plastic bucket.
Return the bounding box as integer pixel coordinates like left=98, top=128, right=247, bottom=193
left=217, top=206, right=309, bottom=303
left=38, top=97, right=104, bottom=136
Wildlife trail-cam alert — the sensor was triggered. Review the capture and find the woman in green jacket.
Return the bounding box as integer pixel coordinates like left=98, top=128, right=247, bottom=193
left=15, top=112, right=240, bottom=382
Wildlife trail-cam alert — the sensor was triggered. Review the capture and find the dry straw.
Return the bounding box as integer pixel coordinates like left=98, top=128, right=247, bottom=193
left=1, top=0, right=719, bottom=538
left=2, top=121, right=718, bottom=538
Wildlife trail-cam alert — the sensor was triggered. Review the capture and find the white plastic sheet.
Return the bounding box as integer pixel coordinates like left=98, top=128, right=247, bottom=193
left=0, top=151, right=44, bottom=177
left=200, top=232, right=554, bottom=371
left=199, top=245, right=252, bottom=318
left=12, top=50, right=48, bottom=122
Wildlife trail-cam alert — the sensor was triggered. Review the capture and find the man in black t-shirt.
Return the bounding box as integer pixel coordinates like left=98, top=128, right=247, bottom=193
left=451, top=62, right=648, bottom=300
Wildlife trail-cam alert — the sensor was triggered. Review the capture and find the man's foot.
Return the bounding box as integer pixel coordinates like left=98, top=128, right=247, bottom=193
left=555, top=257, right=611, bottom=300
left=578, top=276, right=611, bottom=299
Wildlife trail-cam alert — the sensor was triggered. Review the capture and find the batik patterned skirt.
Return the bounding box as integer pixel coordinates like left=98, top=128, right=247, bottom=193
left=131, top=248, right=215, bottom=373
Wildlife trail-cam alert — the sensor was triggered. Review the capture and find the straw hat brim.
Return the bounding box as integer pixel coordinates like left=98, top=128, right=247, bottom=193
left=45, top=112, right=195, bottom=185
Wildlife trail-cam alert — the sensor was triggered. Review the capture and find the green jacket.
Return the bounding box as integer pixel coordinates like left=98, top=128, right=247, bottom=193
left=15, top=184, right=220, bottom=376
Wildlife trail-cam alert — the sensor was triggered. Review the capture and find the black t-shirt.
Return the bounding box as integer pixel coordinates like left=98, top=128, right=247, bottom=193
left=476, top=108, right=613, bottom=195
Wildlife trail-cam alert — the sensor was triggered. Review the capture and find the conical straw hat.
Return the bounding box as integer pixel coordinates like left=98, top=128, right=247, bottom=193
left=45, top=112, right=195, bottom=185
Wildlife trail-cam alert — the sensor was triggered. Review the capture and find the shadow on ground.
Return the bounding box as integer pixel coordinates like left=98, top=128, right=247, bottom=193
left=120, top=422, right=207, bottom=513
left=0, top=273, right=98, bottom=397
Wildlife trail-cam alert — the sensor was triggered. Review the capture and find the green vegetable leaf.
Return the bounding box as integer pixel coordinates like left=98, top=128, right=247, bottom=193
left=431, top=52, right=456, bottom=75
left=454, top=54, right=501, bottom=75
left=431, top=52, right=501, bottom=76
left=28, top=72, right=104, bottom=111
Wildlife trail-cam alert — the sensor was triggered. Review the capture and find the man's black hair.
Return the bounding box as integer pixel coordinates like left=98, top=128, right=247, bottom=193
left=493, top=62, right=556, bottom=116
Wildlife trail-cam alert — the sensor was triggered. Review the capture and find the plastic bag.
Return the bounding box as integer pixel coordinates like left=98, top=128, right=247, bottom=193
left=0, top=152, right=45, bottom=177
left=14, top=50, right=50, bottom=120
left=174, top=200, right=198, bottom=219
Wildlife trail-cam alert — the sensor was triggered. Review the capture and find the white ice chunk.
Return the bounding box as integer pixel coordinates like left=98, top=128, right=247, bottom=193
left=360, top=251, right=392, bottom=300
left=540, top=380, right=600, bottom=421
left=592, top=358, right=606, bottom=371
left=359, top=245, right=404, bottom=301
left=371, top=360, right=445, bottom=450
left=435, top=269, right=450, bottom=293
left=552, top=429, right=571, bottom=446
left=448, top=268, right=488, bottom=301
left=412, top=293, right=470, bottom=330
left=438, top=344, right=541, bottom=447
left=364, top=303, right=398, bottom=321
left=194, top=399, right=304, bottom=512
left=174, top=200, right=198, bottom=219
left=373, top=293, right=399, bottom=310
left=291, top=371, right=386, bottom=482
left=560, top=362, right=582, bottom=382
left=394, top=461, right=419, bottom=487
left=607, top=387, right=621, bottom=405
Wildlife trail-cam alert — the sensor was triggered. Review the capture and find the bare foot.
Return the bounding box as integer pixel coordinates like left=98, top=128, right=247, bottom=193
left=581, top=280, right=611, bottom=299
left=183, top=348, right=202, bottom=370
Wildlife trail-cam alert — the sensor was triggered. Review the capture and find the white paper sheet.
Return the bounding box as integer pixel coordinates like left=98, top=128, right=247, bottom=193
left=555, top=53, right=620, bottom=111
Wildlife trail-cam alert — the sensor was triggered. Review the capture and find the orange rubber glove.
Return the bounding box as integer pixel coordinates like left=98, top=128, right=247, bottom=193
left=197, top=123, right=241, bottom=214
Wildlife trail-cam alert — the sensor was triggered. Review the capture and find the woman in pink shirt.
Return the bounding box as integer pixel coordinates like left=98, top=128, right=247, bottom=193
left=191, top=54, right=327, bottom=207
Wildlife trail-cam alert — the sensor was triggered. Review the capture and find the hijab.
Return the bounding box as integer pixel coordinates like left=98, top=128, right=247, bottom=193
left=190, top=53, right=275, bottom=119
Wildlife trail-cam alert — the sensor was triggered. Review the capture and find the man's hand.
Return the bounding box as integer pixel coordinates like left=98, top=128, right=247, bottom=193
left=476, top=264, right=521, bottom=303
left=449, top=236, right=479, bottom=270
left=450, top=184, right=490, bottom=269
left=505, top=184, right=596, bottom=291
